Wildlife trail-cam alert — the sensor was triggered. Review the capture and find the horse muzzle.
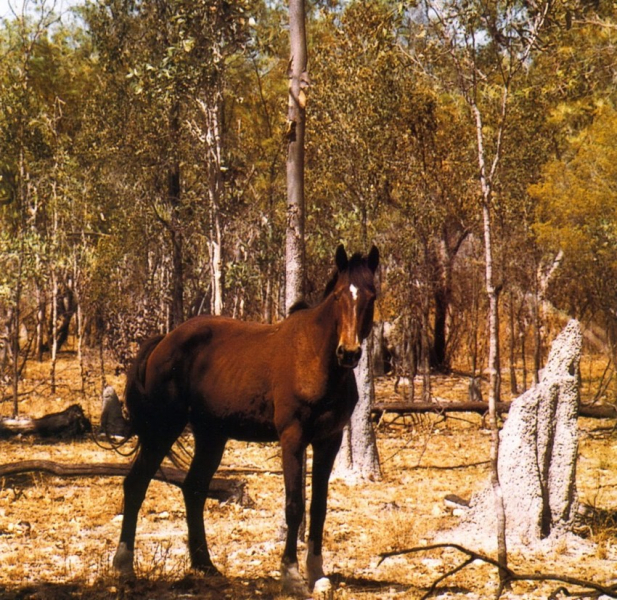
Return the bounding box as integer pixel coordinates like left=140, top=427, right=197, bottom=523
left=336, top=344, right=362, bottom=368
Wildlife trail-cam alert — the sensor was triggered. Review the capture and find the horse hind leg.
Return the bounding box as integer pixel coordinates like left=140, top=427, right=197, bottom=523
left=113, top=430, right=183, bottom=579
left=182, top=428, right=227, bottom=575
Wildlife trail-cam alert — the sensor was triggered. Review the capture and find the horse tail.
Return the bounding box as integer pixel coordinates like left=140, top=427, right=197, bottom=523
left=123, top=333, right=165, bottom=440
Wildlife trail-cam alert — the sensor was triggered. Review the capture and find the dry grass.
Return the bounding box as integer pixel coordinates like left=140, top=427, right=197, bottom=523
left=0, top=351, right=616, bottom=599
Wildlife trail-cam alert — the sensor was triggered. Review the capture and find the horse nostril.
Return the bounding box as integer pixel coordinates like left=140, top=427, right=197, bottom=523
left=336, top=344, right=362, bottom=367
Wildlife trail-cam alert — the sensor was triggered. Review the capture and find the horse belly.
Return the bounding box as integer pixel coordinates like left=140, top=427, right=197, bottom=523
left=192, top=368, right=278, bottom=443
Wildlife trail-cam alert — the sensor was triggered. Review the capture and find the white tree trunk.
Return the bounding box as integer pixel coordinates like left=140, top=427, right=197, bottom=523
left=199, top=87, right=225, bottom=316
left=285, top=0, right=308, bottom=312
left=333, top=337, right=381, bottom=482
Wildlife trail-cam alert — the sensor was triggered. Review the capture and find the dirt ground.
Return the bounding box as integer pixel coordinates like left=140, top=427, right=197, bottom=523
left=0, top=352, right=616, bottom=600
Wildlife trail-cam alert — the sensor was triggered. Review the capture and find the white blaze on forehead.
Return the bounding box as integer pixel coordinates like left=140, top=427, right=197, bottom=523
left=349, top=284, right=358, bottom=301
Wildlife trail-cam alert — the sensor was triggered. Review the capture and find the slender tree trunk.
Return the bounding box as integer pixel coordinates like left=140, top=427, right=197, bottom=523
left=285, top=0, right=308, bottom=312
left=521, top=327, right=528, bottom=393
left=508, top=293, right=518, bottom=395
left=168, top=99, right=185, bottom=328
left=76, top=302, right=86, bottom=395
left=532, top=280, right=541, bottom=386
left=421, top=287, right=432, bottom=403
left=482, top=200, right=508, bottom=591
left=431, top=239, right=450, bottom=374
left=35, top=283, right=45, bottom=362
left=432, top=289, right=448, bottom=372
left=200, top=85, right=225, bottom=316
left=474, top=101, right=508, bottom=592
left=50, top=269, right=59, bottom=396
left=168, top=165, right=184, bottom=328
left=11, top=254, right=23, bottom=418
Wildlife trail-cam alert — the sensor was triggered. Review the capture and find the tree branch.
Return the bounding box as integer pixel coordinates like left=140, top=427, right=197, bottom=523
left=379, top=543, right=617, bottom=599
left=372, top=400, right=617, bottom=419
left=0, top=459, right=246, bottom=503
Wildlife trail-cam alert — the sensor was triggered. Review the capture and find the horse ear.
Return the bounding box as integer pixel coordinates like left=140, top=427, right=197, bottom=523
left=335, top=244, right=348, bottom=271
left=367, top=245, right=380, bottom=273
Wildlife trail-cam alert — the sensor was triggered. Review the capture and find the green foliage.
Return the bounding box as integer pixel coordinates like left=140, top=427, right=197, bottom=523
left=1, top=0, right=617, bottom=377
left=532, top=104, right=617, bottom=324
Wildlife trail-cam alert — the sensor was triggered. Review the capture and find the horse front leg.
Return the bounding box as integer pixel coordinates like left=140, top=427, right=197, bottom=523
left=280, top=427, right=309, bottom=596
left=306, top=432, right=343, bottom=591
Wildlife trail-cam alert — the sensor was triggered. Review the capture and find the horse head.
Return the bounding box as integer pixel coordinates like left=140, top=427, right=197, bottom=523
left=327, top=244, right=379, bottom=368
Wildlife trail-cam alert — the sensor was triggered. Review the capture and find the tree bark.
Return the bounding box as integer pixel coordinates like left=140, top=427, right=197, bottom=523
left=202, top=86, right=225, bottom=316
left=168, top=163, right=185, bottom=328
left=285, top=0, right=308, bottom=312
left=334, top=337, right=381, bottom=482
left=474, top=98, right=508, bottom=588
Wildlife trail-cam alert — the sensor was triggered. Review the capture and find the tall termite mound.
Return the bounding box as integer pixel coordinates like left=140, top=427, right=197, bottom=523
left=443, top=320, right=583, bottom=550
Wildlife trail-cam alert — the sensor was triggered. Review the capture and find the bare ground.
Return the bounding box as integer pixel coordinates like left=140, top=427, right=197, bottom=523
left=1, top=353, right=616, bottom=599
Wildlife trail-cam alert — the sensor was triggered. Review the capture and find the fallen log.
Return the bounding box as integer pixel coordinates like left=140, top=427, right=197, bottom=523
left=0, top=460, right=246, bottom=504
left=372, top=401, right=617, bottom=420
left=0, top=404, right=92, bottom=439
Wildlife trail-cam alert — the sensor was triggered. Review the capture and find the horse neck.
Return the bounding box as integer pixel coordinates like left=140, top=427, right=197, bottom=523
left=309, top=293, right=341, bottom=360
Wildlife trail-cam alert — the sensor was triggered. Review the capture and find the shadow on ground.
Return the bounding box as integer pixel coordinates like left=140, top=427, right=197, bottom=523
left=0, top=571, right=426, bottom=599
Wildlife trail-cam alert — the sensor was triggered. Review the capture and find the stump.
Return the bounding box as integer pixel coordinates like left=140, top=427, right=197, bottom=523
left=441, top=320, right=584, bottom=551
left=99, top=386, right=131, bottom=438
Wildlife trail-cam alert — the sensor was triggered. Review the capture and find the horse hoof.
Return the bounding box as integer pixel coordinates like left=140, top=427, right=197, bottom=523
left=194, top=563, right=223, bottom=578
left=113, top=542, right=135, bottom=578
left=306, top=542, right=326, bottom=590
left=313, top=578, right=333, bottom=600
left=280, top=561, right=309, bottom=597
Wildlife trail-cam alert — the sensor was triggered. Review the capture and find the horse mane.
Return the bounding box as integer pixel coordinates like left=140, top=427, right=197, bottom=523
left=288, top=299, right=310, bottom=315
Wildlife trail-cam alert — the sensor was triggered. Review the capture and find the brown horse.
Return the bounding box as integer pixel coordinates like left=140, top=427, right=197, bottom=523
left=113, top=244, right=379, bottom=594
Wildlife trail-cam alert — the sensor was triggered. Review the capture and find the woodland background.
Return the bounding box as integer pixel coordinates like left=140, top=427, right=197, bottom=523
left=2, top=0, right=617, bottom=412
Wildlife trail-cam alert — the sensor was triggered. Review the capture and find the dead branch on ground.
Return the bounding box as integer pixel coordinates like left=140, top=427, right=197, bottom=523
left=378, top=543, right=617, bottom=599
left=0, top=460, right=246, bottom=503
left=372, top=401, right=617, bottom=420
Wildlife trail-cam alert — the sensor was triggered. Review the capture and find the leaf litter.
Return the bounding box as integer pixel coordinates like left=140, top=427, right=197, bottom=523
left=0, top=355, right=616, bottom=599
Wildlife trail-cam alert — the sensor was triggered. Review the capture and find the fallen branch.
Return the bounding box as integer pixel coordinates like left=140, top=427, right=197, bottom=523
left=0, top=460, right=246, bottom=504
left=372, top=401, right=617, bottom=420
left=0, top=404, right=92, bottom=439
left=378, top=543, right=617, bottom=600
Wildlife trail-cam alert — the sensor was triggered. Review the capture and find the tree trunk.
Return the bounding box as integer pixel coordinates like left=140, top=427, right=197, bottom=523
left=285, top=0, right=308, bottom=312
left=532, top=280, right=541, bottom=386
left=50, top=268, right=59, bottom=395
left=168, top=97, right=185, bottom=329
left=35, top=283, right=45, bottom=362
left=508, top=293, right=518, bottom=395
left=199, top=84, right=225, bottom=316
left=168, top=164, right=185, bottom=329
left=334, top=337, right=381, bottom=482
left=432, top=287, right=449, bottom=372
left=474, top=98, right=508, bottom=588
left=12, top=247, right=23, bottom=418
